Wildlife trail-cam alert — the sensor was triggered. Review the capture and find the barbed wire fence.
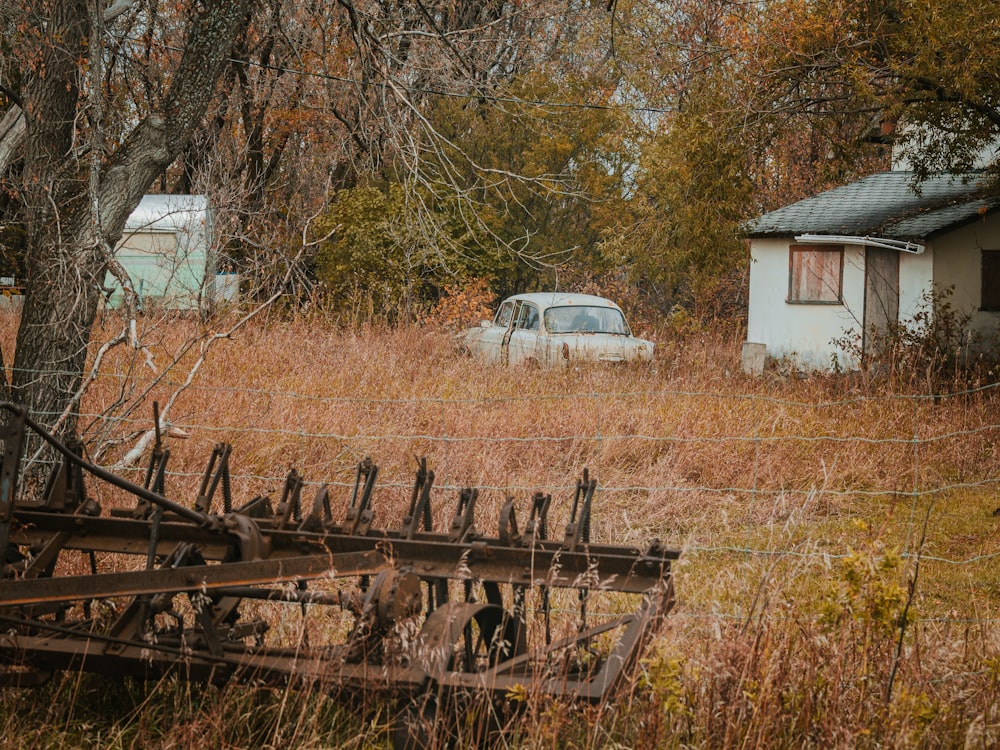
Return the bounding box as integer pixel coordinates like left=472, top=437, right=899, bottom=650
left=7, top=369, right=1000, bottom=628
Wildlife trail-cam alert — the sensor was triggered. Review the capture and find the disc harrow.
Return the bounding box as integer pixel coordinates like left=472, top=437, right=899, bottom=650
left=0, top=401, right=678, bottom=745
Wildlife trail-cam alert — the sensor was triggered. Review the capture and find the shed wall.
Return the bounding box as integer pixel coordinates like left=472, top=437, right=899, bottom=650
left=747, top=238, right=865, bottom=369
left=898, top=247, right=934, bottom=323
left=105, top=195, right=214, bottom=311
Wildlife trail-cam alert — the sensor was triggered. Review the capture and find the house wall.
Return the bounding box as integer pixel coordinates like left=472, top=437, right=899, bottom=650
left=748, top=212, right=1000, bottom=372
left=747, top=238, right=866, bottom=369
left=930, top=212, right=1000, bottom=339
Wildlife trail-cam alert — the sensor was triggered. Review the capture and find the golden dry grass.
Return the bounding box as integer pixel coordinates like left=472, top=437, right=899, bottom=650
left=2, top=309, right=1000, bottom=748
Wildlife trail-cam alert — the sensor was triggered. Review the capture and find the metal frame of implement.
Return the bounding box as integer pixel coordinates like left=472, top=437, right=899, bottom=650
left=0, top=401, right=677, bottom=734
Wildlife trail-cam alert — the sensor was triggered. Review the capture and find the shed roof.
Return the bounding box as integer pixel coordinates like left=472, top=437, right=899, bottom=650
left=124, top=194, right=209, bottom=233
left=746, top=172, right=998, bottom=241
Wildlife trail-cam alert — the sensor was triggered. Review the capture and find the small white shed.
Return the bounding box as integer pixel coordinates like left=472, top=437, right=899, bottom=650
left=105, top=194, right=216, bottom=312
left=744, top=172, right=1000, bottom=371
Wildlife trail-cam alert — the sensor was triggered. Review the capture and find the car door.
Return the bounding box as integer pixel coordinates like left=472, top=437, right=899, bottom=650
left=505, top=301, right=542, bottom=365
left=497, top=300, right=519, bottom=365
left=473, top=299, right=514, bottom=364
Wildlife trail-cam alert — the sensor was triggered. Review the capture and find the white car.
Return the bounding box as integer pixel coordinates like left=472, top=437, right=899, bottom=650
left=461, top=292, right=654, bottom=366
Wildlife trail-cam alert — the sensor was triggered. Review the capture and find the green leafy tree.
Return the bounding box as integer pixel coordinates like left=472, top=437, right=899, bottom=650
left=756, top=0, right=1000, bottom=182
left=417, top=71, right=634, bottom=298
left=603, top=70, right=754, bottom=314
left=313, top=184, right=473, bottom=322
left=313, top=66, right=637, bottom=318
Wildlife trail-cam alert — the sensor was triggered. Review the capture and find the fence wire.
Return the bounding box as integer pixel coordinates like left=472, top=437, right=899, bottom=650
left=4, top=366, right=999, bottom=627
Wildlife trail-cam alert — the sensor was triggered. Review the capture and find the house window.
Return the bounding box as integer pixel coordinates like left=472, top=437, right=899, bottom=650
left=788, top=245, right=843, bottom=304
left=982, top=250, right=1000, bottom=311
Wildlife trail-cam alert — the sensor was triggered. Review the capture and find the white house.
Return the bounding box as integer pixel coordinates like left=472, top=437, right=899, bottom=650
left=104, top=194, right=220, bottom=312
left=743, top=172, right=1000, bottom=371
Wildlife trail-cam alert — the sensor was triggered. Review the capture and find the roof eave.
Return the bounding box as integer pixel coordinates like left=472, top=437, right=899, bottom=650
left=748, top=204, right=999, bottom=243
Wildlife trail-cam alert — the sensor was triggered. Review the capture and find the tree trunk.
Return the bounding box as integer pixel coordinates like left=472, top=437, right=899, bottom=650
left=10, top=0, right=92, bottom=437
left=0, top=106, right=25, bottom=177
left=10, top=0, right=255, bottom=438
left=0, top=337, right=8, bottom=402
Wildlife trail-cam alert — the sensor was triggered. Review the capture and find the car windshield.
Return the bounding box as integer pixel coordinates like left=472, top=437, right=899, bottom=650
left=544, top=305, right=630, bottom=335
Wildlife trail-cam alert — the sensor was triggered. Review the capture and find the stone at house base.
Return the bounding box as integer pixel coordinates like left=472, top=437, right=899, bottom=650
left=741, top=341, right=767, bottom=376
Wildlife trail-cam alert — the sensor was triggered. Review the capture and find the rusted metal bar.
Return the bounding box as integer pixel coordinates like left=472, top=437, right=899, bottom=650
left=0, top=551, right=385, bottom=606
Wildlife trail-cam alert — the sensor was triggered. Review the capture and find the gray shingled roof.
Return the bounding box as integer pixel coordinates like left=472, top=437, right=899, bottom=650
left=746, top=171, right=998, bottom=240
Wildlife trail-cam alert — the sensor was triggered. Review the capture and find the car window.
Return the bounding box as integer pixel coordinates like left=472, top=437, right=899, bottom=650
left=495, top=300, right=514, bottom=327
left=515, top=303, right=540, bottom=331
left=544, top=306, right=629, bottom=334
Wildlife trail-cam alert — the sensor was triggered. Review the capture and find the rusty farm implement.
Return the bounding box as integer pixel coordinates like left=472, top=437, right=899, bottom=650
left=0, top=401, right=677, bottom=746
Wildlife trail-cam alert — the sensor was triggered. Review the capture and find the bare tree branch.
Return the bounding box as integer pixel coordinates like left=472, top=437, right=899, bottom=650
left=0, top=106, right=25, bottom=176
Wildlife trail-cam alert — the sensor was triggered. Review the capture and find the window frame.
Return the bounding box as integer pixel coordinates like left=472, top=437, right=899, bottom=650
left=981, top=249, right=1000, bottom=312
left=787, top=244, right=845, bottom=305
left=494, top=300, right=515, bottom=327
left=543, top=305, right=630, bottom=335
left=514, top=302, right=540, bottom=331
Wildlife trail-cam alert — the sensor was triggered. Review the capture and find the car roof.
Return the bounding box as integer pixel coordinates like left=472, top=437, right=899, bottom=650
left=502, top=292, right=624, bottom=312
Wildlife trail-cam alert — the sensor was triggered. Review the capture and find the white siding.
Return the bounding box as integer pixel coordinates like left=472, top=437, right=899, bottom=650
left=891, top=127, right=1000, bottom=171
left=898, top=245, right=934, bottom=328
left=748, top=238, right=866, bottom=370
left=748, top=211, right=1000, bottom=371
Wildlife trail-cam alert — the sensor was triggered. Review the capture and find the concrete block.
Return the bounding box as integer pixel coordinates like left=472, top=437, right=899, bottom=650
left=741, top=341, right=767, bottom=376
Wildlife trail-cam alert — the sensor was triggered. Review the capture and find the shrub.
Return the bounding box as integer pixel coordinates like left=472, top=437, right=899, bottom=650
left=833, top=286, right=1000, bottom=389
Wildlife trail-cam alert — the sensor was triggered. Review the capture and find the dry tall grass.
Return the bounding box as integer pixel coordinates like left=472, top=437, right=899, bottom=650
left=2, top=309, right=999, bottom=748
